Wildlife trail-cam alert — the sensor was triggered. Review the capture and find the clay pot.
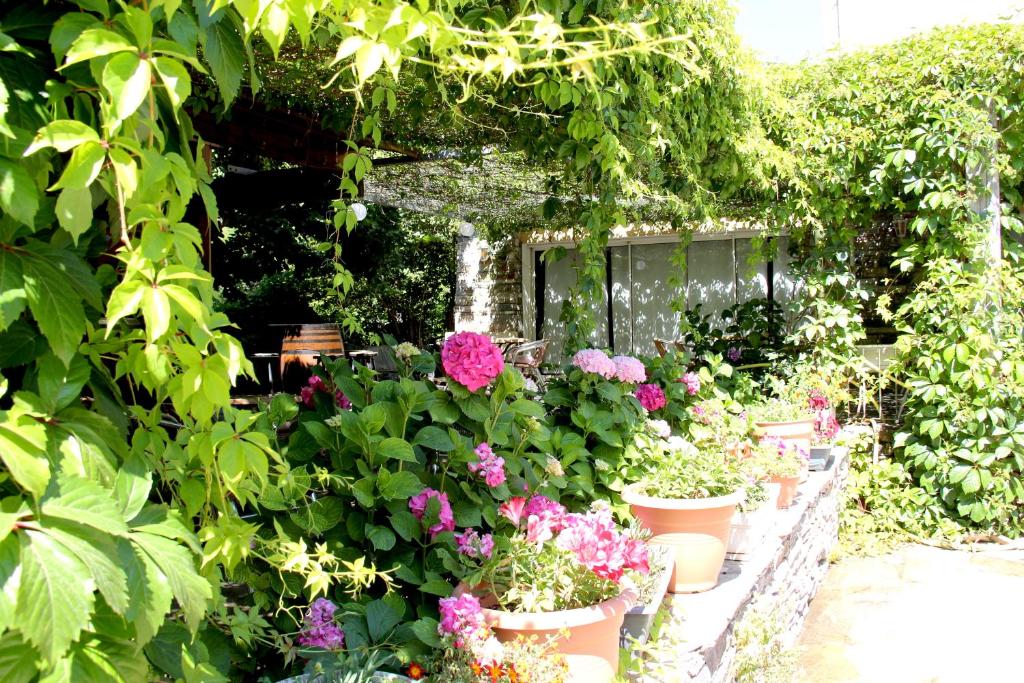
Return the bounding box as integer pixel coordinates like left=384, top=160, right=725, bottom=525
left=456, top=585, right=637, bottom=683
left=622, top=485, right=744, bottom=593
left=771, top=474, right=800, bottom=509
left=754, top=417, right=815, bottom=454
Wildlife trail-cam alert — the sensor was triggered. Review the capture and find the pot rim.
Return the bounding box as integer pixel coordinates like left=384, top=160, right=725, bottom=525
left=753, top=417, right=816, bottom=428
left=622, top=484, right=744, bottom=510
left=455, top=584, right=638, bottom=630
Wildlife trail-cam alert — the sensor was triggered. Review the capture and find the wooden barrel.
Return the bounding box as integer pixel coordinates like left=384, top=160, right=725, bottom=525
left=279, top=324, right=345, bottom=379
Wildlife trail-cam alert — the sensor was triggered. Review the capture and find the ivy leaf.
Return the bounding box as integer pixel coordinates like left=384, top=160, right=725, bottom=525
left=41, top=476, right=130, bottom=537
left=0, top=159, right=39, bottom=227
left=200, top=16, right=244, bottom=106
left=49, top=140, right=105, bottom=190
left=0, top=632, right=37, bottom=683
left=0, top=249, right=27, bottom=333
left=63, top=28, right=135, bottom=66
left=152, top=56, right=191, bottom=109
left=0, top=534, right=21, bottom=633
left=113, top=455, right=153, bottom=521
left=42, top=522, right=129, bottom=615
left=355, top=43, right=385, bottom=83
left=18, top=530, right=95, bottom=663
left=23, top=120, right=99, bottom=155
left=62, top=633, right=150, bottom=682
left=131, top=532, right=210, bottom=631
left=102, top=52, right=151, bottom=125
left=0, top=410, right=50, bottom=498
left=55, top=186, right=93, bottom=243
left=118, top=543, right=172, bottom=647
left=37, top=351, right=90, bottom=413
left=140, top=286, right=171, bottom=342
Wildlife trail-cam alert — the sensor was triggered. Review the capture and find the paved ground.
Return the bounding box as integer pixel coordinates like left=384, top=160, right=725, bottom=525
left=795, top=543, right=1024, bottom=683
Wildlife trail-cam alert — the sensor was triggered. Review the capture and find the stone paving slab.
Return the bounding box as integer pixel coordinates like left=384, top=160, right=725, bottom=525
left=795, top=543, right=1024, bottom=682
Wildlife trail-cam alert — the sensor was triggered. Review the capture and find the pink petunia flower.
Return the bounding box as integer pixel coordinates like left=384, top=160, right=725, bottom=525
left=498, top=497, right=527, bottom=525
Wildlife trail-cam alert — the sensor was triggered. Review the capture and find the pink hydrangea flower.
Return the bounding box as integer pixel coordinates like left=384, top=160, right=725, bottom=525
left=679, top=372, right=700, bottom=396
left=300, top=375, right=327, bottom=407
left=335, top=390, right=352, bottom=410
left=572, top=348, right=616, bottom=378
left=438, top=593, right=486, bottom=647
left=727, top=346, right=742, bottom=363
left=815, top=408, right=840, bottom=441
left=498, top=497, right=527, bottom=525
left=808, top=389, right=830, bottom=411
left=555, top=508, right=649, bottom=583
left=409, top=488, right=455, bottom=538
left=297, top=598, right=345, bottom=650
left=455, top=528, right=494, bottom=559
left=442, top=332, right=504, bottom=392
left=467, top=442, right=506, bottom=487
left=635, top=383, right=667, bottom=412
left=611, top=355, right=646, bottom=384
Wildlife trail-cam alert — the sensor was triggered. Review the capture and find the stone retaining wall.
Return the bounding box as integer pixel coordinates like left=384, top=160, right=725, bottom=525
left=632, top=442, right=852, bottom=682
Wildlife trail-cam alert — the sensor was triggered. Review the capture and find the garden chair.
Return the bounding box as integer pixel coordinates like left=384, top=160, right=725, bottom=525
left=508, top=339, right=549, bottom=389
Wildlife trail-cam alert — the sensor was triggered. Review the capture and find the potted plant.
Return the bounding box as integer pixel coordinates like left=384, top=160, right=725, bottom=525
left=809, top=390, right=840, bottom=471
left=751, top=437, right=808, bottom=509
left=454, top=496, right=650, bottom=682
left=748, top=398, right=815, bottom=454
left=621, top=438, right=746, bottom=593
left=620, top=530, right=674, bottom=645
left=686, top=398, right=751, bottom=458
left=726, top=477, right=781, bottom=559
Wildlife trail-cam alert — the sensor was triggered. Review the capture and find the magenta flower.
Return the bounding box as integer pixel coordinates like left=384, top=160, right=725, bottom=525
left=498, top=497, right=527, bottom=525
left=808, top=389, right=830, bottom=411
left=815, top=408, right=840, bottom=441
left=727, top=347, right=742, bottom=363
left=523, top=495, right=568, bottom=544
left=455, top=528, right=494, bottom=559
left=555, top=508, right=649, bottom=583
left=635, top=383, right=667, bottom=412
left=611, top=355, right=646, bottom=384
left=297, top=598, right=345, bottom=650
left=335, top=390, right=352, bottom=410
left=438, top=593, right=486, bottom=647
left=300, top=375, right=327, bottom=408
left=467, top=442, right=506, bottom=487
left=442, top=332, right=504, bottom=392
left=572, top=348, right=617, bottom=378
left=409, top=488, right=455, bottom=538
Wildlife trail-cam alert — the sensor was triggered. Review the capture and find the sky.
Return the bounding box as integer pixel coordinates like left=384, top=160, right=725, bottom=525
left=734, top=0, right=1024, bottom=63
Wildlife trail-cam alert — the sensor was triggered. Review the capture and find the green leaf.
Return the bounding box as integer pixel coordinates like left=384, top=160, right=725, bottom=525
left=365, top=599, right=402, bottom=642
left=18, top=530, right=95, bottom=663
left=131, top=532, right=209, bottom=630
left=24, top=120, right=99, bottom=155
left=388, top=510, right=421, bottom=541
left=0, top=632, right=38, bottom=683
left=50, top=141, right=106, bottom=190
left=119, top=543, right=172, bottom=647
left=42, top=477, right=129, bottom=536
left=351, top=476, right=376, bottom=508
left=63, top=634, right=151, bottom=682
left=140, top=286, right=171, bottom=342
left=510, top=398, right=546, bottom=417
left=42, top=522, right=129, bottom=615
left=355, top=43, right=386, bottom=83
left=410, top=617, right=441, bottom=647
left=55, top=186, right=93, bottom=242
left=102, top=52, right=151, bottom=125
left=0, top=411, right=50, bottom=498
left=21, top=250, right=87, bottom=365
left=37, top=351, right=90, bottom=413
left=64, top=28, right=135, bottom=66
left=200, top=17, right=244, bottom=106
left=114, top=455, right=153, bottom=521
left=377, top=470, right=423, bottom=500
left=412, top=425, right=454, bottom=452
left=418, top=579, right=452, bottom=596
left=288, top=496, right=344, bottom=535
left=0, top=159, right=39, bottom=227
left=366, top=525, right=396, bottom=552
left=378, top=437, right=416, bottom=462
left=0, top=249, right=26, bottom=333
left=152, top=56, right=191, bottom=109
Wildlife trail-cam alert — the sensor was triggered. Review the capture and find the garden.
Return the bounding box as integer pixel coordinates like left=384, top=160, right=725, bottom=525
left=0, top=1, right=1023, bottom=682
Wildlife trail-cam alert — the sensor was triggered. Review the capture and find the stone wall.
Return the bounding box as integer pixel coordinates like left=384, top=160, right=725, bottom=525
left=454, top=231, right=524, bottom=337
left=633, top=438, right=853, bottom=682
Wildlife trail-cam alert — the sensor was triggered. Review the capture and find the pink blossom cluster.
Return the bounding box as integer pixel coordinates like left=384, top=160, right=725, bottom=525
left=442, top=332, right=504, bottom=392
left=815, top=409, right=840, bottom=442
left=300, top=375, right=351, bottom=409
left=468, top=442, right=506, bottom=487
left=500, top=495, right=648, bottom=583
left=409, top=488, right=455, bottom=538
left=297, top=598, right=345, bottom=650
left=679, top=372, right=701, bottom=396
left=572, top=348, right=617, bottom=378
left=555, top=507, right=650, bottom=582
left=438, top=593, right=487, bottom=647
left=455, top=528, right=494, bottom=559
left=611, top=355, right=646, bottom=384
left=634, top=383, right=667, bottom=412
left=808, top=389, right=830, bottom=411
left=762, top=436, right=809, bottom=461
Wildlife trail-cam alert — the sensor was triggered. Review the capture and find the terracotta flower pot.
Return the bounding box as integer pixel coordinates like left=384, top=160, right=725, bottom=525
left=754, top=417, right=815, bottom=454
left=456, top=585, right=637, bottom=683
left=771, top=474, right=800, bottom=509
left=622, top=485, right=744, bottom=593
